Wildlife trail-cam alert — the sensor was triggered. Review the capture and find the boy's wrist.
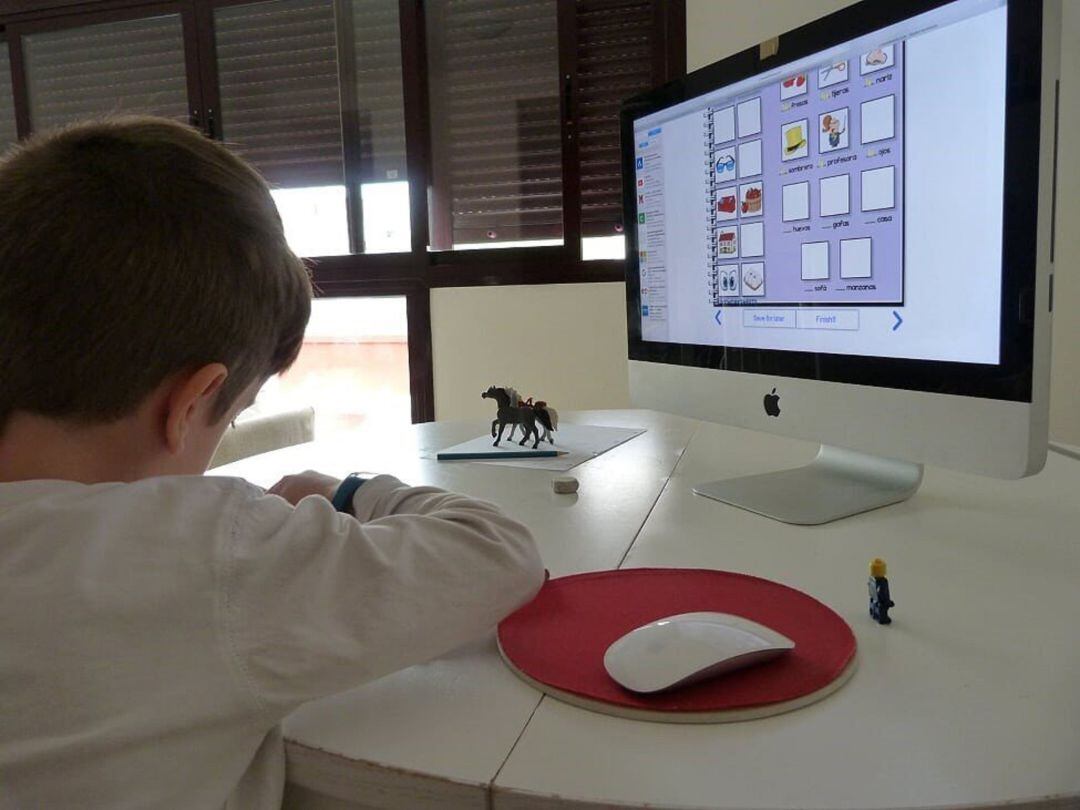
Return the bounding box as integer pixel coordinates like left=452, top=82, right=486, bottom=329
left=331, top=473, right=370, bottom=514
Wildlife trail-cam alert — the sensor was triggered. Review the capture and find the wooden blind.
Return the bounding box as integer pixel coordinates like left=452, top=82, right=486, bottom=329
left=350, top=0, right=407, bottom=182
left=0, top=42, right=17, bottom=150
left=22, top=14, right=188, bottom=134
left=215, top=0, right=344, bottom=188
left=575, top=0, right=658, bottom=237
left=427, top=0, right=562, bottom=245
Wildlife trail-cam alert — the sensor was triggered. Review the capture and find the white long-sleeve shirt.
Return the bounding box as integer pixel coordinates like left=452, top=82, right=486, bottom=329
left=0, top=474, right=544, bottom=809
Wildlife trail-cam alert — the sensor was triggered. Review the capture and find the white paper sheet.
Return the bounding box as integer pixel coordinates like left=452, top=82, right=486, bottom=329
left=434, top=424, right=645, bottom=471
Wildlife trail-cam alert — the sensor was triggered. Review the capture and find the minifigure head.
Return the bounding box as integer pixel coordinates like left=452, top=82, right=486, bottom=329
left=869, top=558, right=888, bottom=578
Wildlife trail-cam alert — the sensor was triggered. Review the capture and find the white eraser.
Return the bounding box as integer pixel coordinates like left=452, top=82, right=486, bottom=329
left=553, top=477, right=579, bottom=494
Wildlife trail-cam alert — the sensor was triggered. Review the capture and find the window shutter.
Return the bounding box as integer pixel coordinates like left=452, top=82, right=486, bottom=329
left=427, top=0, right=562, bottom=245
left=575, top=0, right=658, bottom=237
left=350, top=0, right=407, bottom=183
left=22, top=14, right=188, bottom=134
left=214, top=0, right=344, bottom=189
left=0, top=42, right=17, bottom=149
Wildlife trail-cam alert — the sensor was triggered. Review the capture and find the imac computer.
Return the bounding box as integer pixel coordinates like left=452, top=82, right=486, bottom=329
left=622, top=0, right=1060, bottom=524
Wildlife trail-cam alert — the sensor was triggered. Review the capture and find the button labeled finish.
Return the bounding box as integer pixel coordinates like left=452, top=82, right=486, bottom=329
left=796, top=310, right=859, bottom=330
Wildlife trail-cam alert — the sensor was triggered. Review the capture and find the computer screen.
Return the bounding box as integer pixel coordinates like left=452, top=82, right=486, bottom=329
left=632, top=0, right=1006, bottom=366
left=622, top=0, right=1057, bottom=521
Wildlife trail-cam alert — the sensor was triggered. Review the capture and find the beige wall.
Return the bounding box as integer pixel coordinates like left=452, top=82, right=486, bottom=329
left=687, top=0, right=856, bottom=72
left=432, top=1, right=1079, bottom=441
left=431, top=284, right=630, bottom=420
left=1049, top=3, right=1080, bottom=444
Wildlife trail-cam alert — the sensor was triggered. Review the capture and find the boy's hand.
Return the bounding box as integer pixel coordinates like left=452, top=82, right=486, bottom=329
left=267, top=471, right=341, bottom=506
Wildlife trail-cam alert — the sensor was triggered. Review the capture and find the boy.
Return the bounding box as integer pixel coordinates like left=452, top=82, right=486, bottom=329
left=0, top=117, right=544, bottom=808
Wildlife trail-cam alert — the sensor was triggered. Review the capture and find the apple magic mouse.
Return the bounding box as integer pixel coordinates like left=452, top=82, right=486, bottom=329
left=603, top=612, right=795, bottom=694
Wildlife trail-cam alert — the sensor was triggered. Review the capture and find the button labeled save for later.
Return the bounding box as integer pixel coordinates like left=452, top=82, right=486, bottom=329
left=743, top=309, right=797, bottom=328
left=796, top=310, right=859, bottom=330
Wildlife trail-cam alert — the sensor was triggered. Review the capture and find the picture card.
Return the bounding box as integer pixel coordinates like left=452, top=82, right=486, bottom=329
left=861, top=165, right=895, bottom=211
left=741, top=262, right=766, bottom=296
left=713, top=106, right=736, bottom=144
left=782, top=182, right=810, bottom=222
left=840, top=237, right=873, bottom=278
left=715, top=150, right=737, bottom=181
left=860, top=44, right=894, bottom=75
left=716, top=186, right=738, bottom=221
left=801, top=241, right=830, bottom=280
left=738, top=139, right=762, bottom=178
left=740, top=222, right=764, bottom=257
left=718, top=264, right=739, bottom=297
left=819, top=174, right=851, bottom=217
left=779, top=73, right=807, bottom=100
left=737, top=97, right=762, bottom=137
left=739, top=181, right=764, bottom=218
left=781, top=119, right=809, bottom=162
left=716, top=226, right=739, bottom=258
left=819, top=108, right=849, bottom=153
left=861, top=95, right=895, bottom=144
left=818, top=60, right=849, bottom=88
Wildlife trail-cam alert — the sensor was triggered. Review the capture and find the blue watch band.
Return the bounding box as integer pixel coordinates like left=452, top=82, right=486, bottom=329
left=331, top=474, right=368, bottom=514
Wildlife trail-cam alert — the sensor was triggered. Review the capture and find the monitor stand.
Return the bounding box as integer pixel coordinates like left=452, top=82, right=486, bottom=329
left=693, top=445, right=924, bottom=525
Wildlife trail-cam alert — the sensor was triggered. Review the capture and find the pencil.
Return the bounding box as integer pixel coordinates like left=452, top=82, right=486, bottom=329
left=437, top=450, right=563, bottom=460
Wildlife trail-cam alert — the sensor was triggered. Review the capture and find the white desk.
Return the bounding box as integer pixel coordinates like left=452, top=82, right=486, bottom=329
left=217, top=411, right=1080, bottom=810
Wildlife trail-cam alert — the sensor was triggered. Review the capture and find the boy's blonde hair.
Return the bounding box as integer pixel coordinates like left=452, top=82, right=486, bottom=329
left=0, top=116, right=312, bottom=431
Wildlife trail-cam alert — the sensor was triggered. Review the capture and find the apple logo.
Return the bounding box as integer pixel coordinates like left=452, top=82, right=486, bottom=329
left=763, top=388, right=781, bottom=417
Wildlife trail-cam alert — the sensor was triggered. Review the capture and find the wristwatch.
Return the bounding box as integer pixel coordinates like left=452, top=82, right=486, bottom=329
left=331, top=473, right=370, bottom=514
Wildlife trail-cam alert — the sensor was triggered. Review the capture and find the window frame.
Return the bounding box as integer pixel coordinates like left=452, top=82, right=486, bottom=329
left=0, top=0, right=686, bottom=424
left=3, top=1, right=203, bottom=137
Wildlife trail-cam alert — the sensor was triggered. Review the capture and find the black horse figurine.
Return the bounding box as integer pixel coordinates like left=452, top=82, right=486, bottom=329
left=482, top=386, right=540, bottom=448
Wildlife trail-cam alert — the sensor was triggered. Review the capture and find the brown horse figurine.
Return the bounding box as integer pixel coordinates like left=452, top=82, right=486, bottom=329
left=481, top=386, right=540, bottom=448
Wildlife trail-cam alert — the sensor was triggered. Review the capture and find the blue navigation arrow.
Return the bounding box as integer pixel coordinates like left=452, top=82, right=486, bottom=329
left=715, top=309, right=723, bottom=326
left=892, top=311, right=903, bottom=331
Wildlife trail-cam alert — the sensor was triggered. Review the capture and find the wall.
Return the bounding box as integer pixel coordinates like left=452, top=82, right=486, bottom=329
left=432, top=0, right=1079, bottom=442
left=1049, top=2, right=1080, bottom=445
left=431, top=283, right=630, bottom=421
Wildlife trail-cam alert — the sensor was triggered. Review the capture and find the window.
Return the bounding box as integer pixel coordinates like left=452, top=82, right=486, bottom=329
left=0, top=0, right=684, bottom=424
left=270, top=185, right=351, bottom=258
left=4, top=0, right=677, bottom=264
left=209, top=0, right=412, bottom=256
left=576, top=0, right=657, bottom=240
left=23, top=14, right=188, bottom=132
left=426, top=0, right=563, bottom=249
left=349, top=0, right=411, bottom=253
left=214, top=0, right=350, bottom=256
left=255, top=297, right=411, bottom=439
left=360, top=180, right=411, bottom=253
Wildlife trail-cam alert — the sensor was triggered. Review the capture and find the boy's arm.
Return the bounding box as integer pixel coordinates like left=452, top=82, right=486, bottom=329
left=221, top=475, right=545, bottom=712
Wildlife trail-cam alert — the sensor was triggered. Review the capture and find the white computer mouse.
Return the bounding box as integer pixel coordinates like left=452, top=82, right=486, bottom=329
left=603, top=612, right=795, bottom=694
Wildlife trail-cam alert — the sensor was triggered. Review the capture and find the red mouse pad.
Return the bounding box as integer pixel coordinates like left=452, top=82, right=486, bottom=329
left=497, top=568, right=856, bottom=715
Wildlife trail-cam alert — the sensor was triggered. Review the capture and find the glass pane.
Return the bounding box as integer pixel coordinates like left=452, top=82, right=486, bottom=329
left=350, top=0, right=410, bottom=254
left=25, top=15, right=188, bottom=133
left=349, top=0, right=406, bottom=184
left=270, top=185, right=350, bottom=257
left=254, top=297, right=411, bottom=439
left=361, top=180, right=411, bottom=253
left=0, top=42, right=18, bottom=150
left=426, top=0, right=562, bottom=248
left=582, top=235, right=626, bottom=260
left=576, top=0, right=656, bottom=239
left=215, top=0, right=349, bottom=256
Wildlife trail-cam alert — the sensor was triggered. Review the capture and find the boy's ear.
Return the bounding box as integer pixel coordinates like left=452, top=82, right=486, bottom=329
left=163, top=363, right=229, bottom=455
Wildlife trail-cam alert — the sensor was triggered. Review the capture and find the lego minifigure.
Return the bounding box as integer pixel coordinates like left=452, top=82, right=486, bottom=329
left=868, top=558, right=894, bottom=624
